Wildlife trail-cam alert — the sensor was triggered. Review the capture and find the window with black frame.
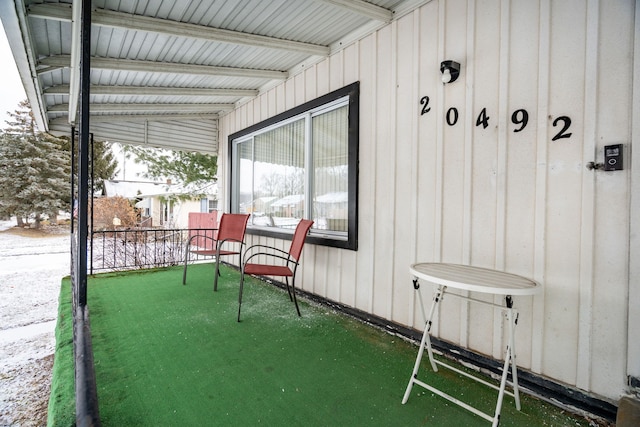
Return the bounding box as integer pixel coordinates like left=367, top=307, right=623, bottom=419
left=229, top=82, right=359, bottom=250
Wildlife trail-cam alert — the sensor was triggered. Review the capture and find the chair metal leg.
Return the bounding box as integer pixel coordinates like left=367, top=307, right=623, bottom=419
left=182, top=247, right=189, bottom=285
left=284, top=277, right=293, bottom=301
left=214, top=258, right=220, bottom=291
left=213, top=243, right=222, bottom=292
left=237, top=272, right=245, bottom=322
left=291, top=278, right=301, bottom=317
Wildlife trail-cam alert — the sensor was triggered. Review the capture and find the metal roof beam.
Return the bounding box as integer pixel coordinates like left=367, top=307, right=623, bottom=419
left=315, top=0, right=393, bottom=22
left=0, top=1, right=48, bottom=131
left=44, top=84, right=258, bottom=97
left=48, top=103, right=234, bottom=114
left=39, top=55, right=288, bottom=80
left=49, top=113, right=219, bottom=123
left=28, top=3, right=329, bottom=57
left=36, top=65, right=66, bottom=75
left=68, top=0, right=82, bottom=123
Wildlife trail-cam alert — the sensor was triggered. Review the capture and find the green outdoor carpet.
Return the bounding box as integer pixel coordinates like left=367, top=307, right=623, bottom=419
left=50, top=264, right=594, bottom=426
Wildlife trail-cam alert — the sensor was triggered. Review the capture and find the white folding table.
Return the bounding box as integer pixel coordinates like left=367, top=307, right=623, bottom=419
left=402, top=263, right=541, bottom=426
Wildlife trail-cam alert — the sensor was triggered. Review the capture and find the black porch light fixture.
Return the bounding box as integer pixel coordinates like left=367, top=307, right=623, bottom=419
left=440, top=60, right=461, bottom=84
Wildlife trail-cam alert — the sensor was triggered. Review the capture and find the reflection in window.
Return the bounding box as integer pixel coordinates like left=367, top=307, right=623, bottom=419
left=240, top=119, right=305, bottom=230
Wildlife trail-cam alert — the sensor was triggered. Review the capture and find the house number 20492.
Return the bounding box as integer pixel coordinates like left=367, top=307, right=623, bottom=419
left=419, top=96, right=572, bottom=141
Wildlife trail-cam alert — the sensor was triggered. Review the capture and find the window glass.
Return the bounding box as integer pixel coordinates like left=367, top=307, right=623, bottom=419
left=313, top=106, right=348, bottom=233
left=230, top=82, right=358, bottom=250
left=237, top=140, right=254, bottom=215
left=251, top=119, right=305, bottom=229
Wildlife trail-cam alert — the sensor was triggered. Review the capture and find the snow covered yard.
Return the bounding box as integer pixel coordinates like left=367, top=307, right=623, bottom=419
left=0, top=220, right=70, bottom=426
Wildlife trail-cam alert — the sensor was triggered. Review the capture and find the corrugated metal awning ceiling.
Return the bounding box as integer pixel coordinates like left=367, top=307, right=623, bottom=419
left=2, top=0, right=428, bottom=154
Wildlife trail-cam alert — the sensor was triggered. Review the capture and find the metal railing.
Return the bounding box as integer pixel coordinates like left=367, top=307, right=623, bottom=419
left=90, top=228, right=217, bottom=273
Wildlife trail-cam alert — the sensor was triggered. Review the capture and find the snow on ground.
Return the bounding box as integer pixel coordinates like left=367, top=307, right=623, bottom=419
left=0, top=219, right=70, bottom=426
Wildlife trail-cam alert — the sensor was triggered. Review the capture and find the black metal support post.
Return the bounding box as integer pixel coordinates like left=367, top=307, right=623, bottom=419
left=73, top=0, right=100, bottom=425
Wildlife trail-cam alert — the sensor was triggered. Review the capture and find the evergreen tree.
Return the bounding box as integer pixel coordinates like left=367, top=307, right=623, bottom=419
left=0, top=132, right=27, bottom=225
left=3, top=99, right=36, bottom=136
left=0, top=100, right=119, bottom=227
left=0, top=121, right=70, bottom=227
left=2, top=100, right=72, bottom=226
left=91, top=141, right=118, bottom=193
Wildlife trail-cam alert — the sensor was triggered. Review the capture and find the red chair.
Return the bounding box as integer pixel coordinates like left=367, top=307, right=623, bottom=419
left=183, top=213, right=250, bottom=291
left=237, top=219, right=314, bottom=321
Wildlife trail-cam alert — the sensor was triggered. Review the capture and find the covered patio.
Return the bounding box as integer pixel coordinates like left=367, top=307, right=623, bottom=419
left=2, top=0, right=638, bottom=425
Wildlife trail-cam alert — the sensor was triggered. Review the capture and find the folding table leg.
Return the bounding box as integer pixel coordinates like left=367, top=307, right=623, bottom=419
left=402, top=284, right=444, bottom=404
left=403, top=280, right=526, bottom=425
left=508, top=303, right=521, bottom=410
left=505, top=296, right=521, bottom=411
left=491, top=298, right=520, bottom=427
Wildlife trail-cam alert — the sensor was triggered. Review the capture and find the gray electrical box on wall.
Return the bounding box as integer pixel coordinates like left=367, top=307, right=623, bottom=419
left=604, top=144, right=624, bottom=171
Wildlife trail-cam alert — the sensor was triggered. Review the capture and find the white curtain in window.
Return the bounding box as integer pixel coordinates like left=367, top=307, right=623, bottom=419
left=312, top=105, right=348, bottom=232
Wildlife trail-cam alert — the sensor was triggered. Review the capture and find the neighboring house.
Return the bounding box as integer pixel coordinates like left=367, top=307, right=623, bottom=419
left=102, top=180, right=217, bottom=228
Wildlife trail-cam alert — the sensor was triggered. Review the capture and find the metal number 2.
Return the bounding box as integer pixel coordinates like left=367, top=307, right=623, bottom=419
left=551, top=116, right=572, bottom=141
left=420, top=96, right=431, bottom=115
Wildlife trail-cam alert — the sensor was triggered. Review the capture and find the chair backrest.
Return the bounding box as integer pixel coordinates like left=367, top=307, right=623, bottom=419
left=216, top=213, right=250, bottom=242
left=289, top=219, right=314, bottom=261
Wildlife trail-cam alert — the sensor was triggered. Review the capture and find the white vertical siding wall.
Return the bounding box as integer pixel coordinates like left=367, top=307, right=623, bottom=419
left=219, top=0, right=635, bottom=402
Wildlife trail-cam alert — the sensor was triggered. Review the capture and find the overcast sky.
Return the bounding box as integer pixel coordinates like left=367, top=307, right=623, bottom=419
left=0, top=20, right=27, bottom=130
